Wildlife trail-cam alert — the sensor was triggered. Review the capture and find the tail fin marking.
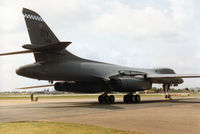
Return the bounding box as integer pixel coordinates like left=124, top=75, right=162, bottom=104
left=22, top=8, right=59, bottom=45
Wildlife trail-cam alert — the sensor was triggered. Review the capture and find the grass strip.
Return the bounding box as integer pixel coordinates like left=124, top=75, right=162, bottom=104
left=0, top=121, right=143, bottom=134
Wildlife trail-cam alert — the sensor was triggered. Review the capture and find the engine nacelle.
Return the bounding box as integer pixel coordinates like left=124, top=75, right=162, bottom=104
left=54, top=82, right=66, bottom=91
left=110, top=77, right=152, bottom=92
left=54, top=81, right=106, bottom=93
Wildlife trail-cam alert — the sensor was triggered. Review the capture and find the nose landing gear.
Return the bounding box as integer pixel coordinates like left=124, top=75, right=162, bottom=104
left=163, top=84, right=172, bottom=100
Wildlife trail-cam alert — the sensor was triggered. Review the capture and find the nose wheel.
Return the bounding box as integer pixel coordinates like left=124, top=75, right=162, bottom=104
left=165, top=94, right=171, bottom=99
left=163, top=84, right=172, bottom=100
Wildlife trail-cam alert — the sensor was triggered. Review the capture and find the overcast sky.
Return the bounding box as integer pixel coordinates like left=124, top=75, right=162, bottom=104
left=1, top=0, right=200, bottom=92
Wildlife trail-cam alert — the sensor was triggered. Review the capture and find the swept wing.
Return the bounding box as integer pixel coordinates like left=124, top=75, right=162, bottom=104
left=147, top=74, right=200, bottom=79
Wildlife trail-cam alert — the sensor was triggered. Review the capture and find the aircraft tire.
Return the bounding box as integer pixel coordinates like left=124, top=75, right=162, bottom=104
left=131, top=95, right=136, bottom=103
left=135, top=95, right=141, bottom=103
left=109, top=95, right=115, bottom=104
left=165, top=95, right=168, bottom=98
left=123, top=95, right=128, bottom=103
left=105, top=96, right=110, bottom=104
left=168, top=95, right=171, bottom=98
left=124, top=95, right=132, bottom=103
left=98, top=96, right=105, bottom=104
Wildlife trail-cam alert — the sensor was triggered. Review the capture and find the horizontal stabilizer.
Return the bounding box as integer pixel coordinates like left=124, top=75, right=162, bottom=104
left=0, top=50, right=33, bottom=56
left=22, top=42, right=72, bottom=51
left=147, top=74, right=200, bottom=79
left=0, top=41, right=71, bottom=56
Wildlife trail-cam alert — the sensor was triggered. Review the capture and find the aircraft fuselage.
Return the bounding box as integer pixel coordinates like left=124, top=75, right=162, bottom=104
left=16, top=55, right=184, bottom=86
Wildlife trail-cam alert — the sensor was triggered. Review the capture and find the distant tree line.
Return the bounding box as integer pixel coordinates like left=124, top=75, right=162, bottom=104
left=150, top=87, right=196, bottom=93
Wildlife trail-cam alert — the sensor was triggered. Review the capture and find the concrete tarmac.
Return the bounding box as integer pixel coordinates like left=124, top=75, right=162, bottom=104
left=0, top=97, right=200, bottom=134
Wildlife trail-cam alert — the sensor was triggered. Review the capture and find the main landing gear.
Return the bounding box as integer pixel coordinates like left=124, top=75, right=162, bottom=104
left=98, top=92, right=141, bottom=104
left=123, top=93, right=141, bottom=103
left=98, top=93, right=115, bottom=104
left=163, top=84, right=172, bottom=100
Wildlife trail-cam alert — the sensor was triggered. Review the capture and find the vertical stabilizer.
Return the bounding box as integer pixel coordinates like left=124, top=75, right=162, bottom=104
left=22, top=8, right=80, bottom=62
left=22, top=8, right=62, bottom=62
left=22, top=8, right=59, bottom=45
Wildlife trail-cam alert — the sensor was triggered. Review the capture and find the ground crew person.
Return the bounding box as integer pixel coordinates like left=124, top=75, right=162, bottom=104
left=30, top=93, right=34, bottom=102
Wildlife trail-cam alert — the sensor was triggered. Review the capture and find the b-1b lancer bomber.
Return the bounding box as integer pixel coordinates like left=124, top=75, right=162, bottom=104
left=1, top=8, right=200, bottom=104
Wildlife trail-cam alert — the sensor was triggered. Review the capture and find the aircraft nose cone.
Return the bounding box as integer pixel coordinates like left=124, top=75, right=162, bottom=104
left=16, top=67, right=28, bottom=76
left=16, top=68, right=23, bottom=76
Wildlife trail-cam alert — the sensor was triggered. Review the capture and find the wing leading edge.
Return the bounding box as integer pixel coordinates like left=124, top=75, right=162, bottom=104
left=147, top=74, right=200, bottom=79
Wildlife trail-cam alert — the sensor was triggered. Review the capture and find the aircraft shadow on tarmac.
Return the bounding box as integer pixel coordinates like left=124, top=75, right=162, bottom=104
left=44, top=102, right=125, bottom=110
left=16, top=98, right=200, bottom=110
left=40, top=98, right=200, bottom=109
left=138, top=98, right=192, bottom=103
left=136, top=97, right=200, bottom=104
